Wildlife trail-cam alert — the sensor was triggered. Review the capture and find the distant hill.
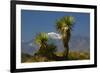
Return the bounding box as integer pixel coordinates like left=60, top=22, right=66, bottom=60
left=69, top=36, right=90, bottom=52
left=21, top=40, right=39, bottom=55
left=21, top=35, right=90, bottom=55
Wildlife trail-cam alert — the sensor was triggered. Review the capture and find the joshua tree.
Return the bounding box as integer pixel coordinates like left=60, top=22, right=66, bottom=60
left=35, top=32, right=49, bottom=56
left=34, top=32, right=57, bottom=61
left=56, top=16, right=75, bottom=58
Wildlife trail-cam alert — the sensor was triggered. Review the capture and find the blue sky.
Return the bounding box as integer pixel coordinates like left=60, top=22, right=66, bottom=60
left=21, top=10, right=90, bottom=42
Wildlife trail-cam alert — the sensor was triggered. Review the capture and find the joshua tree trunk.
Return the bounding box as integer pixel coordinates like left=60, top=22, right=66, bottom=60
left=62, top=30, right=71, bottom=59
left=63, top=43, right=69, bottom=59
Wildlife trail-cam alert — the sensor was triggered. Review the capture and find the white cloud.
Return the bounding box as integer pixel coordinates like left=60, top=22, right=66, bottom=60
left=47, top=32, right=61, bottom=39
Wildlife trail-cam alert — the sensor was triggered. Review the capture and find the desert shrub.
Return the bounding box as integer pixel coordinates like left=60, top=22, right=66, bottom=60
left=68, top=51, right=90, bottom=60
left=79, top=52, right=90, bottom=59
left=33, top=43, right=57, bottom=61
left=21, top=53, right=33, bottom=63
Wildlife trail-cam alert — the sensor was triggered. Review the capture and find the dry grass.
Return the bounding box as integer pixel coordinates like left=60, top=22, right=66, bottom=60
left=21, top=51, right=90, bottom=63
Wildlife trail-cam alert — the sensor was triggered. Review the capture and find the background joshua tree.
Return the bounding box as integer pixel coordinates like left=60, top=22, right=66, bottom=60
left=56, top=16, right=75, bottom=58
left=34, top=32, right=57, bottom=60
left=35, top=32, right=49, bottom=56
